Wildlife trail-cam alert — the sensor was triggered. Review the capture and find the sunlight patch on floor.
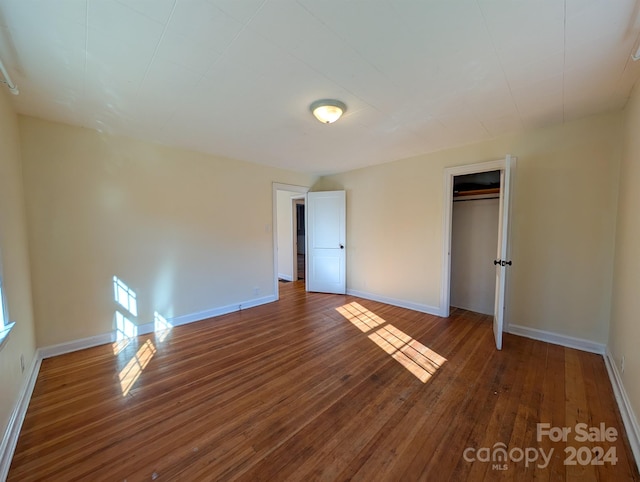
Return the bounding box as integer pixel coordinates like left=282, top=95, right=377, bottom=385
left=112, top=276, right=165, bottom=395
left=119, top=339, right=157, bottom=396
left=368, top=324, right=446, bottom=383
left=113, top=311, right=137, bottom=355
left=336, top=301, right=386, bottom=332
left=337, top=302, right=447, bottom=383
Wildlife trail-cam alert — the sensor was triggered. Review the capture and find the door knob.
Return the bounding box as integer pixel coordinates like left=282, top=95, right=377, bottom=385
left=494, top=259, right=512, bottom=266
left=340, top=244, right=344, bottom=249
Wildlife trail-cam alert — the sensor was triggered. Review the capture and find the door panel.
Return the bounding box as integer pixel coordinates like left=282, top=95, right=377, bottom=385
left=307, top=191, right=346, bottom=294
left=493, top=155, right=515, bottom=350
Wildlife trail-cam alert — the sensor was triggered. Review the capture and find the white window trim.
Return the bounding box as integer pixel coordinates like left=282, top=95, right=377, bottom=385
left=0, top=252, right=13, bottom=351
left=0, top=321, right=15, bottom=352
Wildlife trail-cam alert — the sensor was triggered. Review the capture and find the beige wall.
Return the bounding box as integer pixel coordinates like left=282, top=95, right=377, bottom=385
left=19, top=116, right=316, bottom=347
left=316, top=112, right=622, bottom=343
left=0, top=93, right=36, bottom=438
left=609, top=84, right=640, bottom=425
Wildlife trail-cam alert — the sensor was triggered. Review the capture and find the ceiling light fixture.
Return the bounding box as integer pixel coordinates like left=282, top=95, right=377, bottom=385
left=633, top=44, right=640, bottom=61
left=310, top=99, right=347, bottom=124
left=0, top=56, right=19, bottom=95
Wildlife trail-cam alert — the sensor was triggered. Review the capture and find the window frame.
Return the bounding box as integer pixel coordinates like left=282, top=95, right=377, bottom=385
left=0, top=253, right=15, bottom=351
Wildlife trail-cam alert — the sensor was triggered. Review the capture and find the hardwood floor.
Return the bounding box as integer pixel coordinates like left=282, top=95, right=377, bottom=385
left=8, top=281, right=639, bottom=481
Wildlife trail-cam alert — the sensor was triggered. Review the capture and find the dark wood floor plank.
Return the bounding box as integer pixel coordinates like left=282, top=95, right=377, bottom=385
left=7, top=281, right=639, bottom=481
left=346, top=316, right=506, bottom=480
left=564, top=348, right=598, bottom=482
left=582, top=350, right=637, bottom=481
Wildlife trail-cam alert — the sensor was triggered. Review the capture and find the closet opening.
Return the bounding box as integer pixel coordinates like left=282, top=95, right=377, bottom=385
left=450, top=170, right=501, bottom=316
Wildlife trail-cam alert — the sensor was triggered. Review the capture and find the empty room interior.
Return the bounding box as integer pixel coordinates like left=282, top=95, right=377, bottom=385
left=1, top=1, right=640, bottom=480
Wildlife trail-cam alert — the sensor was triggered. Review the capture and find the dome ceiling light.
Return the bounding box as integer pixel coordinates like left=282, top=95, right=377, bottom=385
left=310, top=99, right=347, bottom=124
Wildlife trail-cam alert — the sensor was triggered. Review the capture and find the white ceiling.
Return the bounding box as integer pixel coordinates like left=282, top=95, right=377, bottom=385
left=1, top=0, right=640, bottom=175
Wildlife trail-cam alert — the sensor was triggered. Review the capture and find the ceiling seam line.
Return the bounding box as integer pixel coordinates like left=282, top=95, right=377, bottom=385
left=475, top=0, right=523, bottom=129
left=279, top=20, right=407, bottom=125
left=170, top=0, right=270, bottom=133
left=296, top=0, right=408, bottom=114
left=200, top=0, right=269, bottom=80
left=138, top=0, right=178, bottom=90
left=297, top=1, right=393, bottom=82
left=157, top=0, right=270, bottom=136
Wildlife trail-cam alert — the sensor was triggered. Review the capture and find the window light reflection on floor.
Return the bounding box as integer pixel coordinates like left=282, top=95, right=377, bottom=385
left=336, top=302, right=447, bottom=383
left=113, top=311, right=138, bottom=355
left=119, top=339, right=157, bottom=396
left=154, top=311, right=173, bottom=342
left=368, top=324, right=446, bottom=383
left=336, top=301, right=385, bottom=332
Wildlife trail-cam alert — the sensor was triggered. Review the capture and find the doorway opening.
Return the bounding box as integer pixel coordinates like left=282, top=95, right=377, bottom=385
left=273, top=183, right=309, bottom=301
left=450, top=171, right=501, bottom=316
left=293, top=199, right=305, bottom=281
left=441, top=156, right=515, bottom=350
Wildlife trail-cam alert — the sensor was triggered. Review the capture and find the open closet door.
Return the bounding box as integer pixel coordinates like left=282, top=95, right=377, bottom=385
left=493, top=155, right=515, bottom=350
left=307, top=191, right=346, bottom=294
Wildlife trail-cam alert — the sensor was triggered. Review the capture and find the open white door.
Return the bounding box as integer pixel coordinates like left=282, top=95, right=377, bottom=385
left=307, top=191, right=346, bottom=294
left=493, top=155, right=515, bottom=350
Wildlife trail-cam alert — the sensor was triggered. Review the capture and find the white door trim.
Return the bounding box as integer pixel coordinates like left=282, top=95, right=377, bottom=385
left=273, top=183, right=310, bottom=300
left=440, top=157, right=515, bottom=324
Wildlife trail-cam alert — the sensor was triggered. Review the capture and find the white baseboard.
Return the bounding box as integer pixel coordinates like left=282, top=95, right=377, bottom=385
left=240, top=295, right=277, bottom=311
left=507, top=324, right=605, bottom=354
left=39, top=295, right=278, bottom=359
left=278, top=274, right=293, bottom=282
left=38, top=332, right=115, bottom=359
left=0, top=353, right=42, bottom=481
left=346, top=289, right=442, bottom=317
left=169, top=295, right=277, bottom=326
left=604, top=348, right=640, bottom=472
